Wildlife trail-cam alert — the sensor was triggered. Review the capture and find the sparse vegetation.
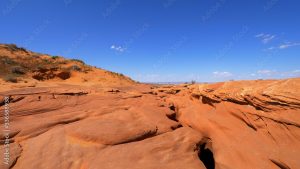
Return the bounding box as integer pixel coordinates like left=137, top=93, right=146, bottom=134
left=5, top=44, right=27, bottom=53
left=70, top=65, right=81, bottom=71
left=51, top=56, right=60, bottom=59
left=11, top=66, right=26, bottom=74
left=108, top=71, right=125, bottom=77
left=32, top=54, right=40, bottom=58
left=191, top=80, right=196, bottom=84
left=1, top=57, right=16, bottom=65
left=0, top=44, right=134, bottom=83
left=4, top=74, right=18, bottom=83
left=59, top=60, right=68, bottom=64
left=42, top=59, right=52, bottom=64
left=71, top=59, right=85, bottom=64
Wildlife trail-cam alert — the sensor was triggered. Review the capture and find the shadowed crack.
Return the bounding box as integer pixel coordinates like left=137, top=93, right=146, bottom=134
left=166, top=103, right=184, bottom=130
left=231, top=112, right=257, bottom=131
left=201, top=96, right=220, bottom=107
left=195, top=138, right=215, bottom=169
left=270, top=159, right=291, bottom=169
left=166, top=113, right=178, bottom=122
left=57, top=91, right=88, bottom=96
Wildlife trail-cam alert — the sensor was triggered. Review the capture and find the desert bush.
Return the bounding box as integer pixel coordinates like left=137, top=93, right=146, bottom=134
left=6, top=44, right=27, bottom=53
left=1, top=57, right=16, bottom=65
left=59, top=60, right=68, bottom=64
left=4, top=75, right=18, bottom=83
left=191, top=80, right=196, bottom=84
left=36, top=64, right=45, bottom=70
left=57, top=71, right=71, bottom=80
left=32, top=54, right=40, bottom=59
left=70, top=65, right=81, bottom=71
left=51, top=56, right=60, bottom=59
left=108, top=71, right=125, bottom=77
left=11, top=66, right=26, bottom=74
left=71, top=59, right=85, bottom=64
left=43, top=59, right=52, bottom=64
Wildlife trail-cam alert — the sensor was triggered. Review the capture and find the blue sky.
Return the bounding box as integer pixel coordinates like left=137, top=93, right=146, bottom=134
left=1, top=0, right=299, bottom=82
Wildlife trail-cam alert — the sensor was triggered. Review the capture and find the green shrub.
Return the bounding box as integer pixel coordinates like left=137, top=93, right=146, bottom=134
left=4, top=75, right=18, bottom=83
left=69, top=65, right=81, bottom=71
left=71, top=59, right=85, bottom=64
left=59, top=60, right=68, bottom=64
left=43, top=59, right=52, bottom=64
left=32, top=54, right=40, bottom=59
left=51, top=56, right=60, bottom=59
left=1, top=57, right=16, bottom=65
left=11, top=66, right=26, bottom=74
left=6, top=44, right=27, bottom=52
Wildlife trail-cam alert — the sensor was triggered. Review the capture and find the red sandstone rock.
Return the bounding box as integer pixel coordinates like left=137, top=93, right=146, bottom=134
left=0, top=78, right=299, bottom=169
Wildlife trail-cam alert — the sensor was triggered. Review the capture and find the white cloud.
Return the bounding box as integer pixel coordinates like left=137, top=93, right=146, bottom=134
left=255, top=69, right=300, bottom=78
left=257, top=70, right=277, bottom=76
left=264, top=42, right=300, bottom=51
left=279, top=42, right=300, bottom=49
left=282, top=70, right=300, bottom=77
left=293, top=70, right=300, bottom=73
left=213, top=71, right=233, bottom=78
left=110, top=44, right=126, bottom=52
left=255, top=33, right=275, bottom=44
left=266, top=46, right=275, bottom=50
left=255, top=33, right=264, bottom=38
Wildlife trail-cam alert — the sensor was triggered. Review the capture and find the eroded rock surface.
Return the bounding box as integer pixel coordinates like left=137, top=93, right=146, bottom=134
left=0, top=78, right=300, bottom=169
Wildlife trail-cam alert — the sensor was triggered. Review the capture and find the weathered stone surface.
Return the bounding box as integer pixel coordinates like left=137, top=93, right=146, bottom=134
left=0, top=78, right=299, bottom=169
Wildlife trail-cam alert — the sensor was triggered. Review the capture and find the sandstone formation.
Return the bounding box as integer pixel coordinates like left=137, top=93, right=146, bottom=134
left=0, top=78, right=299, bottom=169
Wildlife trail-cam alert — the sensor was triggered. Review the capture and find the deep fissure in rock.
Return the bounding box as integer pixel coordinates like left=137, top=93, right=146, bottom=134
left=198, top=143, right=215, bottom=169
left=169, top=105, right=176, bottom=111
left=166, top=113, right=178, bottom=122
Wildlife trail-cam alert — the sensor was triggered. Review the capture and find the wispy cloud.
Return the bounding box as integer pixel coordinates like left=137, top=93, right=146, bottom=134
left=264, top=46, right=276, bottom=51
left=110, top=45, right=126, bottom=52
left=257, top=70, right=277, bottom=76
left=264, top=42, right=300, bottom=51
left=213, top=71, right=233, bottom=78
left=255, top=33, right=276, bottom=44
left=279, top=42, right=300, bottom=49
left=254, top=69, right=300, bottom=77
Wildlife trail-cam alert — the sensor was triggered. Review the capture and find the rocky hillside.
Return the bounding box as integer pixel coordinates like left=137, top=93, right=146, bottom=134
left=0, top=44, right=135, bottom=86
